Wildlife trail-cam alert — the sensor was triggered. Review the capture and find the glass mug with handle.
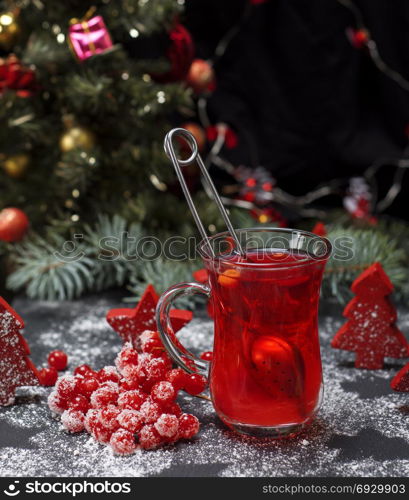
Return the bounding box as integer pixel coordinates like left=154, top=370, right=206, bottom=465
left=156, top=228, right=332, bottom=438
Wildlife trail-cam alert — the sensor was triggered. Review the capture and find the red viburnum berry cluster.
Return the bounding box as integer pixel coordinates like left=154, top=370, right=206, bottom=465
left=47, top=331, right=205, bottom=455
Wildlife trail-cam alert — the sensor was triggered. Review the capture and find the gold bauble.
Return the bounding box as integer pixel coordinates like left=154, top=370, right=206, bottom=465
left=0, top=11, right=20, bottom=49
left=59, top=126, right=96, bottom=152
left=2, top=153, right=30, bottom=179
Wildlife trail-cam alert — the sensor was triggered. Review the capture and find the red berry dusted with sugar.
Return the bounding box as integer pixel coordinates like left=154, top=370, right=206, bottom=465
left=117, top=409, right=143, bottom=433
left=55, top=375, right=78, bottom=400
left=139, top=424, right=163, bottom=450
left=90, top=383, right=119, bottom=408
left=77, top=376, right=99, bottom=397
left=200, top=351, right=213, bottom=362
left=178, top=413, right=200, bottom=439
left=140, top=397, right=162, bottom=424
left=74, top=364, right=92, bottom=377
left=142, top=338, right=164, bottom=356
left=154, top=414, right=179, bottom=440
left=68, top=394, right=89, bottom=413
left=115, top=344, right=139, bottom=374
left=48, top=350, right=68, bottom=371
left=120, top=378, right=140, bottom=391
left=165, top=368, right=187, bottom=391
left=98, top=366, right=121, bottom=384
left=184, top=373, right=207, bottom=395
left=151, top=381, right=176, bottom=406
left=61, top=409, right=85, bottom=433
left=117, top=389, right=146, bottom=410
left=99, top=405, right=120, bottom=431
left=165, top=402, right=182, bottom=417
left=84, top=409, right=99, bottom=434
left=38, top=366, right=58, bottom=386
left=110, top=429, right=137, bottom=455
left=48, top=391, right=68, bottom=414
left=92, top=422, right=112, bottom=444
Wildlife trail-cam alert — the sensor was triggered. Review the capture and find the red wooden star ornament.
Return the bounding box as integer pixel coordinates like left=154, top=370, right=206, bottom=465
left=106, top=284, right=193, bottom=348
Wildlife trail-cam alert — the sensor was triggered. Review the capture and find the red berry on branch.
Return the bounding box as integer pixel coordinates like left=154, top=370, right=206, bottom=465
left=48, top=350, right=68, bottom=371
left=165, top=368, right=188, bottom=390
left=200, top=351, right=213, bottom=362
left=73, top=364, right=92, bottom=377
left=178, top=413, right=200, bottom=439
left=0, top=207, right=29, bottom=242
left=77, top=376, right=99, bottom=397
left=68, top=394, right=90, bottom=413
left=38, top=366, right=58, bottom=386
left=184, top=374, right=207, bottom=395
left=61, top=409, right=85, bottom=433
left=110, top=429, right=137, bottom=455
left=151, top=381, right=176, bottom=406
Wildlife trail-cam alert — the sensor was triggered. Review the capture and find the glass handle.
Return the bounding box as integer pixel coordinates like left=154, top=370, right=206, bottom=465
left=156, top=282, right=211, bottom=375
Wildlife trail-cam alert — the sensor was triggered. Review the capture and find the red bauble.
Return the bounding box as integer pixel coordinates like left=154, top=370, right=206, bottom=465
left=0, top=54, right=37, bottom=97
left=312, top=222, right=327, bottom=237
left=180, top=122, right=206, bottom=152
left=206, top=124, right=238, bottom=149
left=0, top=207, right=29, bottom=242
left=0, top=297, right=39, bottom=405
left=152, top=24, right=194, bottom=83
left=391, top=363, right=409, bottom=392
left=331, top=263, right=409, bottom=369
left=106, top=284, right=193, bottom=348
left=186, top=59, right=215, bottom=93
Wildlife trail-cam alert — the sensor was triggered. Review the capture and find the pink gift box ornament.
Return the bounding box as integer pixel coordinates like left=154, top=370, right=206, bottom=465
left=69, top=15, right=113, bottom=61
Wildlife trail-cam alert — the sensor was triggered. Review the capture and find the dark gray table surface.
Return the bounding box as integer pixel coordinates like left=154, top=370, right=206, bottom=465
left=0, top=292, right=408, bottom=477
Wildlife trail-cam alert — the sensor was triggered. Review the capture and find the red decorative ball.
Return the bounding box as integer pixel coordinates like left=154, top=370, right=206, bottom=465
left=47, top=350, right=68, bottom=371
left=186, top=59, right=215, bottom=93
left=38, top=367, right=58, bottom=387
left=151, top=24, right=194, bottom=83
left=180, top=122, right=206, bottom=152
left=0, top=55, right=37, bottom=97
left=0, top=207, right=29, bottom=242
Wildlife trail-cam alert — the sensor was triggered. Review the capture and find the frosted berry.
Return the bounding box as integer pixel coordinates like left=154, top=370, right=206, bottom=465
left=55, top=375, right=78, bottom=400
left=165, top=368, right=187, bottom=391
left=92, top=422, right=112, bottom=444
left=164, top=402, right=182, bottom=417
left=140, top=330, right=160, bottom=349
left=151, top=381, right=176, bottom=406
left=84, top=409, right=99, bottom=433
left=140, top=398, right=162, bottom=424
left=178, top=413, right=200, bottom=439
left=48, top=350, right=68, bottom=371
left=200, top=351, right=213, bottom=362
left=38, top=367, right=58, bottom=386
left=74, top=364, right=92, bottom=377
left=47, top=391, right=68, bottom=414
left=117, top=390, right=146, bottom=410
left=61, top=409, right=85, bottom=433
left=99, top=405, right=120, bottom=431
left=117, top=409, right=143, bottom=433
left=142, top=338, right=164, bottom=356
left=90, top=383, right=119, bottom=408
left=120, top=363, right=140, bottom=383
left=154, top=414, right=179, bottom=440
left=110, top=429, right=137, bottom=455
left=141, top=357, right=168, bottom=391
left=115, top=344, right=139, bottom=374
left=98, top=366, right=121, bottom=384
left=120, top=378, right=140, bottom=391
left=184, top=373, right=207, bottom=395
left=139, top=424, right=163, bottom=450
left=69, top=394, right=89, bottom=413
left=77, top=376, right=99, bottom=397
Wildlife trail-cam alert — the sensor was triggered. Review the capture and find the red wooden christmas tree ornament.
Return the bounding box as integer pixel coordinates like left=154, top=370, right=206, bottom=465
left=0, top=297, right=39, bottom=405
left=391, top=363, right=409, bottom=392
left=331, top=263, right=409, bottom=369
left=106, top=284, right=193, bottom=348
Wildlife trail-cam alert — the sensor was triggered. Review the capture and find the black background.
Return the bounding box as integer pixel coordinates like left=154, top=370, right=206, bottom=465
left=185, top=0, right=409, bottom=218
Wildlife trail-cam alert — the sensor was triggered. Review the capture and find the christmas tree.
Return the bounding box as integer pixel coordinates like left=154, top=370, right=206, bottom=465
left=0, top=297, right=38, bottom=405
left=331, top=262, right=409, bottom=369
left=0, top=1, right=219, bottom=299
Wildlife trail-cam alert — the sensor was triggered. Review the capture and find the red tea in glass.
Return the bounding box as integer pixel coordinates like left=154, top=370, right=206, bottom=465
left=157, top=228, right=331, bottom=437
